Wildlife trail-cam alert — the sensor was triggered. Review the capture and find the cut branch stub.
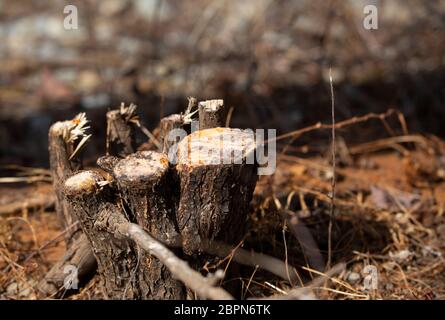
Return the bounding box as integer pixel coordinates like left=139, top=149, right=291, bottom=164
left=40, top=114, right=96, bottom=297
left=111, top=151, right=186, bottom=299
left=106, top=104, right=138, bottom=157
left=198, top=99, right=227, bottom=130
left=176, top=128, right=258, bottom=255
left=159, top=114, right=185, bottom=154
left=48, top=120, right=83, bottom=241
left=63, top=170, right=146, bottom=299
left=97, top=155, right=120, bottom=173
left=111, top=151, right=178, bottom=240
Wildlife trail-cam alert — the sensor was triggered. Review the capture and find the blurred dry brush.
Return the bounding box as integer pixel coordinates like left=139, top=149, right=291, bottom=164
left=1, top=0, right=445, bottom=165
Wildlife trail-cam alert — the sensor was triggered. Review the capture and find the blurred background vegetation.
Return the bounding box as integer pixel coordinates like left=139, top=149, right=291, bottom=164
left=1, top=0, right=444, bottom=166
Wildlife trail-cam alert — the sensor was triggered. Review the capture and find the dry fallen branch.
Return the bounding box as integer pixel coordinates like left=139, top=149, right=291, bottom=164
left=0, top=192, right=55, bottom=215
left=258, top=262, right=346, bottom=300
left=37, top=233, right=96, bottom=297
left=119, top=223, right=234, bottom=300
left=348, top=135, right=428, bottom=155
left=274, top=198, right=324, bottom=273
left=271, top=108, right=408, bottom=144
left=201, top=241, right=298, bottom=283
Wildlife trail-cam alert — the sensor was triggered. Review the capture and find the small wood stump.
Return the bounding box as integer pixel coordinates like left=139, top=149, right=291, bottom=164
left=96, top=151, right=186, bottom=299
left=198, top=99, right=227, bottom=129
left=48, top=120, right=82, bottom=242
left=159, top=114, right=185, bottom=154
left=44, top=100, right=259, bottom=300
left=176, top=128, right=258, bottom=255
left=64, top=171, right=145, bottom=299
left=39, top=117, right=96, bottom=296
left=106, top=104, right=138, bottom=156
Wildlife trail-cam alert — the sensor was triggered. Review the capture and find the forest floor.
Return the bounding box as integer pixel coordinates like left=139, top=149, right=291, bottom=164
left=2, top=141, right=445, bottom=299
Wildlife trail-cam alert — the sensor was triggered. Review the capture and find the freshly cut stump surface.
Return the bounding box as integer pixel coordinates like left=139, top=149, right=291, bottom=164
left=176, top=128, right=258, bottom=254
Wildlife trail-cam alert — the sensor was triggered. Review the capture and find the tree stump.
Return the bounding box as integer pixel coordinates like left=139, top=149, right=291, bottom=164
left=198, top=99, right=227, bottom=130
left=48, top=120, right=82, bottom=242
left=176, top=128, right=258, bottom=255
left=159, top=114, right=185, bottom=155
left=106, top=103, right=138, bottom=156
left=103, top=151, right=186, bottom=299
left=42, top=101, right=260, bottom=300
left=63, top=170, right=148, bottom=299
left=39, top=115, right=96, bottom=296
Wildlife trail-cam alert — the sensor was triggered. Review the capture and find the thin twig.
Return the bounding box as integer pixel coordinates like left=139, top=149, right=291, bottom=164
left=135, top=122, right=162, bottom=150
left=327, top=67, right=336, bottom=270
left=225, top=106, right=235, bottom=127
left=269, top=108, right=406, bottom=144
left=257, top=262, right=346, bottom=300
left=202, top=240, right=298, bottom=283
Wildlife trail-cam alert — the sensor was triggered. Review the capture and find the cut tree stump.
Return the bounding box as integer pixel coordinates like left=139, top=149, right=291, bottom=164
left=103, top=151, right=186, bottom=299
left=159, top=114, right=185, bottom=155
left=64, top=170, right=150, bottom=299
left=176, top=128, right=258, bottom=255
left=48, top=120, right=83, bottom=242
left=106, top=103, right=138, bottom=156
left=42, top=101, right=261, bottom=300
left=198, top=99, right=227, bottom=130
left=39, top=115, right=96, bottom=297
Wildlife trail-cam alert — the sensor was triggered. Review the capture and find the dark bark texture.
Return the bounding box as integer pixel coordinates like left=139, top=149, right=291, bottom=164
left=198, top=99, right=227, bottom=130
left=110, top=151, right=186, bottom=299
left=106, top=108, right=137, bottom=157
left=64, top=170, right=150, bottom=299
left=39, top=121, right=96, bottom=297
left=176, top=128, right=258, bottom=255
left=159, top=114, right=184, bottom=154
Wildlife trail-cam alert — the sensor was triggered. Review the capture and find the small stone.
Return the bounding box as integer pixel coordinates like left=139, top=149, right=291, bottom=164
left=389, top=249, right=412, bottom=262
left=19, top=287, right=31, bottom=298
left=347, top=271, right=361, bottom=284
left=6, top=282, right=18, bottom=295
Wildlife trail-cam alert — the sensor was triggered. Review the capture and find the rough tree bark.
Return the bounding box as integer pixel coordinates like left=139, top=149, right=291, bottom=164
left=115, top=223, right=233, bottom=300
left=198, top=99, right=227, bottom=130
left=63, top=170, right=149, bottom=299
left=63, top=170, right=232, bottom=299
left=103, top=151, right=186, bottom=299
left=42, top=102, right=261, bottom=300
left=176, top=128, right=258, bottom=255
left=47, top=120, right=82, bottom=241
left=38, top=116, right=96, bottom=297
